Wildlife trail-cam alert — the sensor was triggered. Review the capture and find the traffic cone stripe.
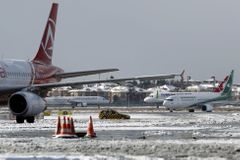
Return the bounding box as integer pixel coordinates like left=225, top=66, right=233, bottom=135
left=54, top=116, right=61, bottom=136
left=54, top=116, right=77, bottom=138
left=71, top=117, right=76, bottom=135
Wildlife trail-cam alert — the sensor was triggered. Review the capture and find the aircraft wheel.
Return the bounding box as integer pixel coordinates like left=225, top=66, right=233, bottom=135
left=26, top=116, right=35, bottom=123
left=189, top=109, right=195, bottom=112
left=16, top=116, right=24, bottom=123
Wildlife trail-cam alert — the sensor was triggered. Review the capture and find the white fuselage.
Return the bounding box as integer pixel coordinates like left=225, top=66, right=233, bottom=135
left=144, top=90, right=173, bottom=103
left=163, top=92, right=221, bottom=109
left=144, top=90, right=197, bottom=104
left=0, top=60, right=34, bottom=91
left=45, top=96, right=110, bottom=106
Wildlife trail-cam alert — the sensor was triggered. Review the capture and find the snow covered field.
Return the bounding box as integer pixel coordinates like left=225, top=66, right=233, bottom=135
left=0, top=107, right=240, bottom=159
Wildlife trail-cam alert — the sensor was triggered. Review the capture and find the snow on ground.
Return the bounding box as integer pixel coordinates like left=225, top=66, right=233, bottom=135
left=0, top=107, right=240, bottom=159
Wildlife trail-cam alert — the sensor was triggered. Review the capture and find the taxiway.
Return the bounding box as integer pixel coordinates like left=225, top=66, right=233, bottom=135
left=0, top=106, right=240, bottom=159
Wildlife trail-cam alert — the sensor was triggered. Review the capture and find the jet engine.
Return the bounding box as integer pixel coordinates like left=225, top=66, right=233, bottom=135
left=201, top=104, right=213, bottom=112
left=8, top=91, right=46, bottom=123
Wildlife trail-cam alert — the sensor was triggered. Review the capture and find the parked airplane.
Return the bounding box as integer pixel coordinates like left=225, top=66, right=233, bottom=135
left=45, top=96, right=109, bottom=107
left=2, top=3, right=181, bottom=123
left=163, top=70, right=234, bottom=112
left=144, top=75, right=229, bottom=107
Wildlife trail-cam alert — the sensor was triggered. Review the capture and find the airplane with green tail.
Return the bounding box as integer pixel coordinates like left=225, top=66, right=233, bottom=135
left=163, top=70, right=234, bottom=112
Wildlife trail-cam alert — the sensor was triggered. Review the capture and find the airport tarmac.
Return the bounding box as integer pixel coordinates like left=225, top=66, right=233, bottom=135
left=0, top=106, right=240, bottom=159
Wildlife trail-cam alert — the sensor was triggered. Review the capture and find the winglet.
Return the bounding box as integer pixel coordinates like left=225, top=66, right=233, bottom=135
left=32, top=3, right=58, bottom=65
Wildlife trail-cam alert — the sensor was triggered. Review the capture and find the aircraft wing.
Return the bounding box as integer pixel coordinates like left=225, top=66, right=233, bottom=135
left=55, top=68, right=119, bottom=79
left=210, top=100, right=239, bottom=106
left=33, top=73, right=179, bottom=90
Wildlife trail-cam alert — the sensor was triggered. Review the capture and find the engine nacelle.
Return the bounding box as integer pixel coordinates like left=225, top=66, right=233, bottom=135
left=9, top=91, right=46, bottom=117
left=201, top=104, right=213, bottom=112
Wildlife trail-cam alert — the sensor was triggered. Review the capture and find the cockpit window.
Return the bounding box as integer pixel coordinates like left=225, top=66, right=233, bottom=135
left=165, top=98, right=173, bottom=102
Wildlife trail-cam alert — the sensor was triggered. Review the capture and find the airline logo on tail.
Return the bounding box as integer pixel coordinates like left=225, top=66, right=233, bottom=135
left=221, top=70, right=234, bottom=97
left=32, top=3, right=58, bottom=65
left=41, top=18, right=55, bottom=60
left=213, top=75, right=229, bottom=92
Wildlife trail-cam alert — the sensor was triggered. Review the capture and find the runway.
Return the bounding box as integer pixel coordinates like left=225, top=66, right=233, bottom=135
left=0, top=106, right=240, bottom=159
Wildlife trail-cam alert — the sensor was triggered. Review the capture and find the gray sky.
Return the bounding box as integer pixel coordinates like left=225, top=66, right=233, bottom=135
left=0, top=0, right=240, bottom=82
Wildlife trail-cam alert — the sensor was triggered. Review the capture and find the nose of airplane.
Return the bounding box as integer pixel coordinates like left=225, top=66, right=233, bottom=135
left=163, top=100, right=169, bottom=106
left=144, top=97, right=150, bottom=103
left=163, top=100, right=167, bottom=106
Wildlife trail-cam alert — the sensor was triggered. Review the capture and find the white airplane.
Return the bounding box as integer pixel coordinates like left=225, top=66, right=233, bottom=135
left=163, top=70, right=234, bottom=112
left=144, top=75, right=229, bottom=107
left=45, top=96, right=109, bottom=107
left=1, top=3, right=180, bottom=123
left=144, top=90, right=175, bottom=107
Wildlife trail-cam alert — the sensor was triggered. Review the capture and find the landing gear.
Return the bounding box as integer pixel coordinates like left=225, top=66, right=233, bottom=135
left=16, top=116, right=35, bottom=123
left=189, top=109, right=195, bottom=112
left=26, top=116, right=35, bottom=123
left=16, top=116, right=24, bottom=123
left=166, top=108, right=173, bottom=112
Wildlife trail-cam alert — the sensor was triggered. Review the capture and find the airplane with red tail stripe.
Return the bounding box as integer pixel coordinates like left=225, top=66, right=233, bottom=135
left=1, top=3, right=181, bottom=123
left=144, top=75, right=230, bottom=108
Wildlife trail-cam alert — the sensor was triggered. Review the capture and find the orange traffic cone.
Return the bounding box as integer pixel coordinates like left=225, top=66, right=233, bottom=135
left=55, top=116, right=76, bottom=138
left=66, top=116, right=71, bottom=134
left=53, top=116, right=61, bottom=137
left=85, top=116, right=96, bottom=138
left=70, top=117, right=76, bottom=135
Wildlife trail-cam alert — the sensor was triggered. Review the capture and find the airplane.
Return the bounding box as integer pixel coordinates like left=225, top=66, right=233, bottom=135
left=163, top=70, right=234, bottom=112
left=45, top=96, right=109, bottom=108
left=144, top=75, right=229, bottom=107
left=1, top=3, right=181, bottom=123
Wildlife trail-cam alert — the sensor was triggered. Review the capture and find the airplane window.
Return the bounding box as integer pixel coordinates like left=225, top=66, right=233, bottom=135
left=165, top=99, right=173, bottom=101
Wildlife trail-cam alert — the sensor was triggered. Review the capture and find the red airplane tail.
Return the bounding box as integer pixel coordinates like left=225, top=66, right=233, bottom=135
left=32, top=3, right=58, bottom=65
left=213, top=76, right=229, bottom=92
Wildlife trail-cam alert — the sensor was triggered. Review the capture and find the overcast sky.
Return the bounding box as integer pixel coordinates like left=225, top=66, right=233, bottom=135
left=0, top=0, right=239, bottom=83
